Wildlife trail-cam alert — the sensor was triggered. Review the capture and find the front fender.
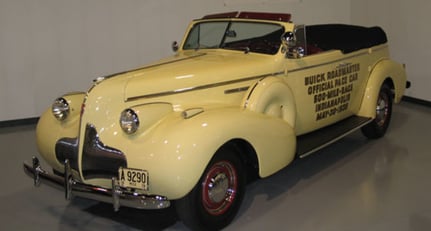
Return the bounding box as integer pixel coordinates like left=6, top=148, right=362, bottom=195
left=357, top=59, right=407, bottom=118
left=36, top=92, right=85, bottom=170
left=121, top=107, right=295, bottom=199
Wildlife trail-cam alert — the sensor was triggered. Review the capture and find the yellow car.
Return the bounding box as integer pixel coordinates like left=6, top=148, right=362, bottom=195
left=24, top=11, right=408, bottom=230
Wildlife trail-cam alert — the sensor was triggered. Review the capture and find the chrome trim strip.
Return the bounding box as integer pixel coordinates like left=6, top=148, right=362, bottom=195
left=63, top=91, right=86, bottom=97
left=288, top=51, right=367, bottom=73
left=23, top=157, right=170, bottom=210
left=182, top=108, right=204, bottom=119
left=104, top=53, right=207, bottom=79
left=299, top=118, right=373, bottom=158
left=126, top=71, right=284, bottom=101
left=242, top=80, right=260, bottom=109
left=224, top=86, right=250, bottom=94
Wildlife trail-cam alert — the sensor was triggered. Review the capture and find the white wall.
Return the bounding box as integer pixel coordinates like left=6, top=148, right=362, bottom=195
left=1, top=0, right=351, bottom=121
left=351, top=0, right=431, bottom=101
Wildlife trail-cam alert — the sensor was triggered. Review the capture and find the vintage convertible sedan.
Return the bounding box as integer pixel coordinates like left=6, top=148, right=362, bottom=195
left=24, top=11, right=408, bottom=230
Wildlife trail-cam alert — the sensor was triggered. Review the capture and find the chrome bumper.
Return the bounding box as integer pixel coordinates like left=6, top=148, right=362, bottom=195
left=23, top=156, right=171, bottom=211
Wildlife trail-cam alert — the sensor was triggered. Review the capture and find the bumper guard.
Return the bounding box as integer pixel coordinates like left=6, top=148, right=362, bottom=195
left=23, top=156, right=170, bottom=211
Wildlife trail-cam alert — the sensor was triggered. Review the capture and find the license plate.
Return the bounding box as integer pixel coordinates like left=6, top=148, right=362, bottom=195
left=118, top=167, right=149, bottom=190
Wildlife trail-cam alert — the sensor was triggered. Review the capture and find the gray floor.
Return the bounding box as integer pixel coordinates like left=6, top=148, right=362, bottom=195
left=1, top=101, right=430, bottom=231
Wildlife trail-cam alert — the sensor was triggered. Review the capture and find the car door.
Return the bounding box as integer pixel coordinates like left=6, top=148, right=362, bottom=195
left=283, top=25, right=369, bottom=135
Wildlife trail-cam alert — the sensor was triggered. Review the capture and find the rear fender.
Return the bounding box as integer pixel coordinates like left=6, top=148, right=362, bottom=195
left=357, top=59, right=407, bottom=118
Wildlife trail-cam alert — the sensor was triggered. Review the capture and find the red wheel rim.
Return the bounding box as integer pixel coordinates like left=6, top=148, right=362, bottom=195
left=201, top=160, right=238, bottom=216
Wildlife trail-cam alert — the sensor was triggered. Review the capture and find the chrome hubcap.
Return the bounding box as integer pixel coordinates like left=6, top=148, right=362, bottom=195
left=208, top=173, right=229, bottom=203
left=202, top=161, right=238, bottom=215
left=375, top=93, right=389, bottom=126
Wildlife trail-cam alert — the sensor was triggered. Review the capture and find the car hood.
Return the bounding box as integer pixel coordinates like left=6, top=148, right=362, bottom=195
left=120, top=50, right=281, bottom=101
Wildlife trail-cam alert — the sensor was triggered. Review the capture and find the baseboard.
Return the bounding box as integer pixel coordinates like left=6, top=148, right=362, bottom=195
left=0, top=117, right=39, bottom=128
left=402, top=96, right=431, bottom=108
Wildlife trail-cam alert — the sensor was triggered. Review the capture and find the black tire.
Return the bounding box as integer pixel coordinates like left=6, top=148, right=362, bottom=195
left=175, top=144, right=246, bottom=231
left=361, top=84, right=393, bottom=139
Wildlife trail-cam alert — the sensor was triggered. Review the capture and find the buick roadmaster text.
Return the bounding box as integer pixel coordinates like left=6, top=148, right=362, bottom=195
left=24, top=11, right=409, bottom=230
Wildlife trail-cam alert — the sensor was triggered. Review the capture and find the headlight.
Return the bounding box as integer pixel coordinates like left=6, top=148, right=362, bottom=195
left=52, top=97, right=70, bottom=121
left=120, top=109, right=140, bottom=134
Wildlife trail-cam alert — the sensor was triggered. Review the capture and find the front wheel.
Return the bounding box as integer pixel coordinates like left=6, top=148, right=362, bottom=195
left=361, top=84, right=393, bottom=139
left=175, top=144, right=245, bottom=231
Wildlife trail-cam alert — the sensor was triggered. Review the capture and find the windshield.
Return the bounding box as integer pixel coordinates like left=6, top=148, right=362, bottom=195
left=183, top=21, right=284, bottom=55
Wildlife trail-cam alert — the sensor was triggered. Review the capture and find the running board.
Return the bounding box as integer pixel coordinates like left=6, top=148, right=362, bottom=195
left=297, top=116, right=373, bottom=158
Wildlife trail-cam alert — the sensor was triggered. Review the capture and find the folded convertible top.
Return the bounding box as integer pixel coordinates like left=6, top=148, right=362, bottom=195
left=306, top=24, right=388, bottom=54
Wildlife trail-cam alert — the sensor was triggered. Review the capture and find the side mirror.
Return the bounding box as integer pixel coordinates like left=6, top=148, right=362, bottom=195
left=281, top=32, right=304, bottom=59
left=172, top=41, right=179, bottom=52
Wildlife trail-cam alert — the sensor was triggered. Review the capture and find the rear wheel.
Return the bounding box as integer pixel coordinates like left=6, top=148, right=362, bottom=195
left=176, top=144, right=245, bottom=231
left=361, top=84, right=393, bottom=139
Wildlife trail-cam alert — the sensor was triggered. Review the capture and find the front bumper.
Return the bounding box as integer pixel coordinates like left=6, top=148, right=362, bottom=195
left=23, top=156, right=170, bottom=211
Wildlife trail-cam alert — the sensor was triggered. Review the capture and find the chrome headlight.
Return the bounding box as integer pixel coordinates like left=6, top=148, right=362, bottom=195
left=52, top=97, right=70, bottom=121
left=120, top=109, right=140, bottom=134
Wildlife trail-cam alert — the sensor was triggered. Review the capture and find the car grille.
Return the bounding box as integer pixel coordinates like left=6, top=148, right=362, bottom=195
left=55, top=137, right=79, bottom=172
left=55, top=124, right=127, bottom=180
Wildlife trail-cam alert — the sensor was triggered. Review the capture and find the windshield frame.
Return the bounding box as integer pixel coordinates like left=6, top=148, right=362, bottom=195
left=182, top=20, right=285, bottom=55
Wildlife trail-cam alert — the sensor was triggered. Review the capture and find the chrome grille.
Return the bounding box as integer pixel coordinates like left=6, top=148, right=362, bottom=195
left=55, top=124, right=127, bottom=180
left=81, top=124, right=127, bottom=179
